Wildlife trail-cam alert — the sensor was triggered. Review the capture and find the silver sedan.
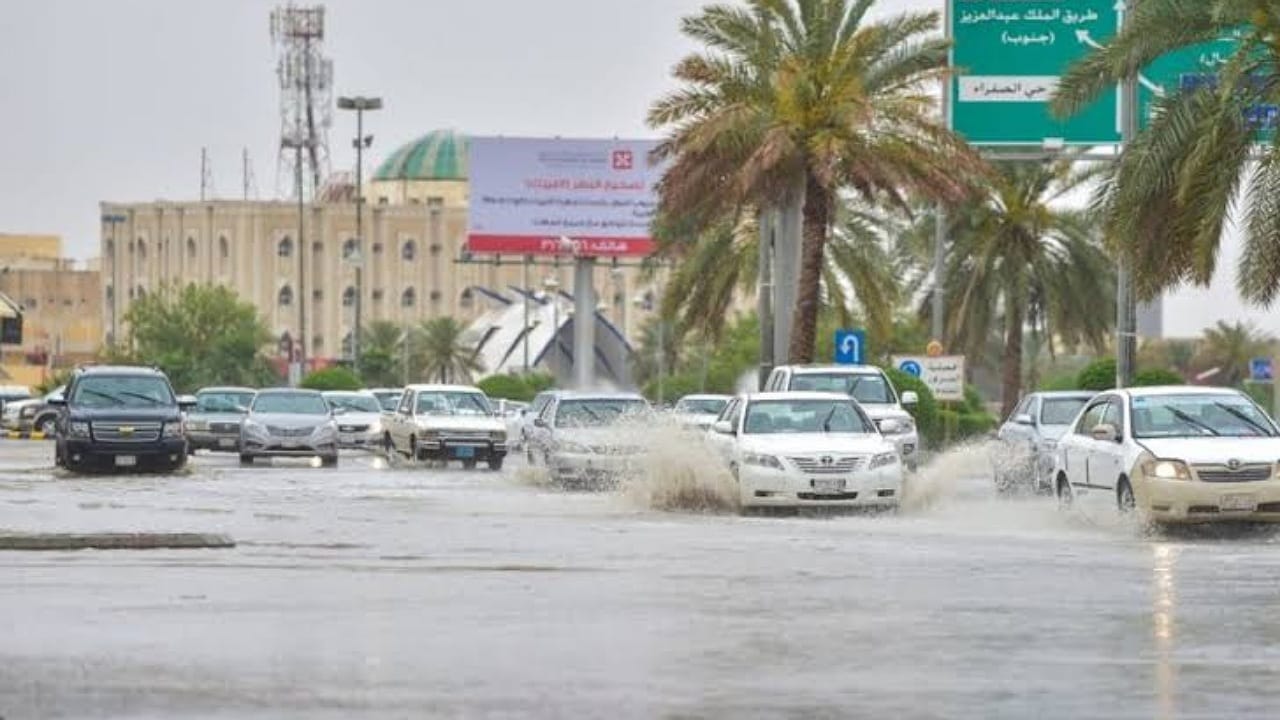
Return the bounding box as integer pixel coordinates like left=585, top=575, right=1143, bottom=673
left=239, top=389, right=339, bottom=467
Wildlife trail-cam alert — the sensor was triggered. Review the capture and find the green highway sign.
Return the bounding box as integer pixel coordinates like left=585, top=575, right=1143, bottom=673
left=949, top=1, right=1243, bottom=146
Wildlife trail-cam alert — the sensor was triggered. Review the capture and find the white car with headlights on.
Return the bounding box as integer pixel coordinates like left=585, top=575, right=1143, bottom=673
left=526, top=392, right=652, bottom=488
left=708, top=392, right=903, bottom=511
left=383, top=384, right=508, bottom=470
left=239, top=389, right=340, bottom=467
left=764, top=365, right=920, bottom=469
left=322, top=390, right=385, bottom=449
left=1054, top=386, right=1280, bottom=523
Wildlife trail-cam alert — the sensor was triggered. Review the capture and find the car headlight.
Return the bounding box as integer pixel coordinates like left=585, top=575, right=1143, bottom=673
left=869, top=451, right=900, bottom=470
left=559, top=440, right=591, bottom=454
left=162, top=422, right=184, bottom=438
left=743, top=452, right=784, bottom=470
left=1142, top=459, right=1192, bottom=481
left=877, top=417, right=916, bottom=435
left=313, top=423, right=337, bottom=438
left=367, top=420, right=382, bottom=434
left=242, top=420, right=267, bottom=436
left=69, top=421, right=91, bottom=438
left=491, top=430, right=507, bottom=442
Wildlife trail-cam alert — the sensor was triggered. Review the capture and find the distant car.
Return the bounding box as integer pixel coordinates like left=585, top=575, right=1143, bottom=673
left=520, top=390, right=565, bottom=455
left=1054, top=386, right=1280, bottom=523
left=368, top=387, right=404, bottom=413
left=239, top=389, right=339, bottom=467
left=2, top=385, right=64, bottom=434
left=492, top=399, right=529, bottom=448
left=993, top=391, right=1094, bottom=493
left=323, top=390, right=384, bottom=449
left=185, top=387, right=255, bottom=453
left=764, top=365, right=920, bottom=469
left=52, top=366, right=192, bottom=473
left=0, top=385, right=32, bottom=417
left=672, top=394, right=732, bottom=430
left=526, top=392, right=653, bottom=488
left=708, top=392, right=903, bottom=511
left=383, top=384, right=508, bottom=469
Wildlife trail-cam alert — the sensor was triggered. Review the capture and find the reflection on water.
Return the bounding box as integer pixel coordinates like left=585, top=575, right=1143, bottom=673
left=1152, top=543, right=1180, bottom=720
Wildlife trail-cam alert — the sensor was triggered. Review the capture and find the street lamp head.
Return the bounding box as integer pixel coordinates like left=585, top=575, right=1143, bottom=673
left=338, top=96, right=383, bottom=111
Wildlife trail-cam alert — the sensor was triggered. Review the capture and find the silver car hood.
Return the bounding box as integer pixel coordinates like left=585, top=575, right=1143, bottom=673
left=334, top=411, right=381, bottom=426
left=248, top=413, right=333, bottom=428
left=860, top=403, right=911, bottom=420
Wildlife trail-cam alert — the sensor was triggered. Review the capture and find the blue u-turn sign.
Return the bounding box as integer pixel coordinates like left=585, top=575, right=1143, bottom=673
left=834, top=329, right=866, bottom=365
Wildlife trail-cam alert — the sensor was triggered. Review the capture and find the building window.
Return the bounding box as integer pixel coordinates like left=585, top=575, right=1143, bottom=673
left=613, top=292, right=625, bottom=307
left=371, top=289, right=384, bottom=302
left=278, top=286, right=294, bottom=307
left=401, top=287, right=416, bottom=307
left=343, top=286, right=356, bottom=307
left=105, top=239, right=115, bottom=257
left=342, top=238, right=357, bottom=259
left=312, top=335, right=324, bottom=352
left=136, top=285, right=147, bottom=299
left=218, top=235, right=229, bottom=259
left=137, top=239, right=147, bottom=259
left=23, top=298, right=37, bottom=311
left=460, top=288, right=474, bottom=309
left=278, top=237, right=293, bottom=258
left=187, top=237, right=197, bottom=258
left=312, top=289, right=323, bottom=301
left=402, top=239, right=417, bottom=261
left=430, top=290, right=442, bottom=302
left=372, top=242, right=383, bottom=255
left=429, top=242, right=442, bottom=255
left=105, top=285, right=114, bottom=302
left=341, top=332, right=353, bottom=358
left=313, top=241, right=324, bottom=253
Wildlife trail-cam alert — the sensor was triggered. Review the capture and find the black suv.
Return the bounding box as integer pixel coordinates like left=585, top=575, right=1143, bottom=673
left=52, top=366, right=192, bottom=473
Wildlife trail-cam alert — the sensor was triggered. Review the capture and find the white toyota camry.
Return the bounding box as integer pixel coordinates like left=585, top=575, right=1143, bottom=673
left=708, top=392, right=903, bottom=510
left=1054, top=386, right=1280, bottom=523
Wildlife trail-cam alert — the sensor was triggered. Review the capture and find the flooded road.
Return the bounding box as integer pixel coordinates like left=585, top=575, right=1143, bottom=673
left=3, top=441, right=1280, bottom=718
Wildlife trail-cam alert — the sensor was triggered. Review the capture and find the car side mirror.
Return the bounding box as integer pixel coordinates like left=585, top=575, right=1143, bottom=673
left=713, top=420, right=735, bottom=435
left=48, top=397, right=66, bottom=407
left=1090, top=423, right=1119, bottom=443
left=901, top=391, right=919, bottom=406
left=1014, top=413, right=1033, bottom=426
left=534, top=418, right=547, bottom=428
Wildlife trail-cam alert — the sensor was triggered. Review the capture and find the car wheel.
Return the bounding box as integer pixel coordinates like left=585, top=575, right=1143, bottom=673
left=1117, top=477, right=1136, bottom=514
left=35, top=416, right=56, bottom=436
left=462, top=458, right=478, bottom=470
left=488, top=455, right=504, bottom=471
left=239, top=454, right=254, bottom=466
left=1056, top=474, right=1073, bottom=510
left=321, top=454, right=339, bottom=468
left=409, top=436, right=421, bottom=463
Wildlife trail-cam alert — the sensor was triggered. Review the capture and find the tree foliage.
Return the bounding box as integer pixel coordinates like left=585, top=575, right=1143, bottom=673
left=113, top=284, right=275, bottom=393
left=359, top=320, right=406, bottom=388
left=300, top=366, right=362, bottom=391
left=408, top=317, right=483, bottom=384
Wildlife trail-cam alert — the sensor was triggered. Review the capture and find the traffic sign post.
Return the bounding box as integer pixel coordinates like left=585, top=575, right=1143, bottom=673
left=834, top=329, right=866, bottom=365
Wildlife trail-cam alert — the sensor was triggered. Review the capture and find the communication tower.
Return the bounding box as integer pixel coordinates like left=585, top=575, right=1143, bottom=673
left=270, top=4, right=333, bottom=199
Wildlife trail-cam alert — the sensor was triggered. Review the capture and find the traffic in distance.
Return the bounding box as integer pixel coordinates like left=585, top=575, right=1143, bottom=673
left=15, top=363, right=1280, bottom=522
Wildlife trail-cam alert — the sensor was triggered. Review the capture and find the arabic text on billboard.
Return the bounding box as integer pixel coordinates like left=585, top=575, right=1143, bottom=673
left=466, top=137, right=663, bottom=257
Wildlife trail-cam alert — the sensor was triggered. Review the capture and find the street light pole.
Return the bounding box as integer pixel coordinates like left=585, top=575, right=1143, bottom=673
left=337, top=95, right=383, bottom=378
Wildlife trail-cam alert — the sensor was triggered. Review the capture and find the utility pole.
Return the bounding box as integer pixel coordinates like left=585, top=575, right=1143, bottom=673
left=757, top=208, right=775, bottom=389
left=1116, top=2, right=1138, bottom=388
left=337, top=95, right=382, bottom=378
left=932, top=1, right=951, bottom=345
left=522, top=256, right=532, bottom=373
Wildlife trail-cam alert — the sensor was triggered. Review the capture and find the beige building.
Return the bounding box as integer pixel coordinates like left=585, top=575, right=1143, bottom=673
left=101, top=130, right=655, bottom=364
left=0, top=235, right=102, bottom=374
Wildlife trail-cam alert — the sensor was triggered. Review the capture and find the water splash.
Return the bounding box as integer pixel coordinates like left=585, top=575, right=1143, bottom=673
left=620, top=417, right=740, bottom=514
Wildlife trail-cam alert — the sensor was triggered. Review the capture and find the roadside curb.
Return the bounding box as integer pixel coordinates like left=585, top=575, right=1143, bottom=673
left=3, top=431, right=51, bottom=441
left=0, top=532, right=235, bottom=551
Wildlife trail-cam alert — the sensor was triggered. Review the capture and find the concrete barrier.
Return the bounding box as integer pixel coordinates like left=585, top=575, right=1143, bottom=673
left=0, top=532, right=235, bottom=550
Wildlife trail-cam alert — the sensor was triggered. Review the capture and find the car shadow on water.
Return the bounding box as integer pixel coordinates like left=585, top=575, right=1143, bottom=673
left=1145, top=520, right=1280, bottom=543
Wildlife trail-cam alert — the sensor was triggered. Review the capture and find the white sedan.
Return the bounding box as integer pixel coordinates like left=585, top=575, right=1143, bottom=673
left=708, top=392, right=903, bottom=510
left=1054, top=386, right=1280, bottom=523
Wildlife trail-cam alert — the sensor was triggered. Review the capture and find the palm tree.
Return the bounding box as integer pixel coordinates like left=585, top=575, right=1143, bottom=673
left=359, top=320, right=405, bottom=388
left=409, top=317, right=483, bottom=384
left=1195, top=320, right=1275, bottom=387
left=931, top=158, right=1115, bottom=416
left=1051, top=1, right=1280, bottom=302
left=648, top=0, right=984, bottom=363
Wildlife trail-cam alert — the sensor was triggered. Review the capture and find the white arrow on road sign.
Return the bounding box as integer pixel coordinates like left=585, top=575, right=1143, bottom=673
left=840, top=334, right=860, bottom=359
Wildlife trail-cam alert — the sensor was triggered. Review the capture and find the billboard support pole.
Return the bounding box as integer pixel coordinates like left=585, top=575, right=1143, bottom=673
left=1116, top=5, right=1138, bottom=389
left=573, top=256, right=596, bottom=389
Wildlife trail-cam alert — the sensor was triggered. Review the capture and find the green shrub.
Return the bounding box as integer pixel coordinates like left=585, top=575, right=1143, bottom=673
left=523, top=372, right=556, bottom=393
left=937, top=409, right=998, bottom=443
left=1133, top=368, right=1183, bottom=386
left=1038, top=372, right=1080, bottom=391
left=1076, top=358, right=1117, bottom=391
left=881, top=366, right=941, bottom=449
left=477, top=374, right=535, bottom=402
left=643, top=372, right=705, bottom=405
left=299, top=366, right=362, bottom=391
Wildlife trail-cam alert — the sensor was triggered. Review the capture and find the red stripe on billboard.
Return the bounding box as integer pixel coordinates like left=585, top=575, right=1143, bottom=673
left=466, top=234, right=655, bottom=257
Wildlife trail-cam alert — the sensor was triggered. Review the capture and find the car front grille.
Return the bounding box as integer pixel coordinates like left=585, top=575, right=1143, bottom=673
left=441, top=431, right=491, bottom=442
left=210, top=422, right=240, bottom=434
left=1194, top=464, right=1273, bottom=483
left=93, top=422, right=161, bottom=442
left=339, top=424, right=370, bottom=433
left=267, top=425, right=313, bottom=438
left=788, top=456, right=866, bottom=474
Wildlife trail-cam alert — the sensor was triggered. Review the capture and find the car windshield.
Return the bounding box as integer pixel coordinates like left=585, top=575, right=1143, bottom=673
left=71, top=376, right=173, bottom=408
left=676, top=398, right=728, bottom=415
left=555, top=399, right=649, bottom=427
left=195, top=391, right=254, bottom=413
left=1131, top=394, right=1279, bottom=438
left=326, top=394, right=381, bottom=413
left=789, top=373, right=894, bottom=404
left=252, top=393, right=329, bottom=415
left=1040, top=397, right=1089, bottom=425
left=416, top=392, right=492, bottom=416
left=743, top=399, right=875, bottom=434
left=372, top=392, right=402, bottom=411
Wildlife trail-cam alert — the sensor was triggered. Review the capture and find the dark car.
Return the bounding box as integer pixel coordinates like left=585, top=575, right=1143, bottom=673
left=52, top=366, right=193, bottom=473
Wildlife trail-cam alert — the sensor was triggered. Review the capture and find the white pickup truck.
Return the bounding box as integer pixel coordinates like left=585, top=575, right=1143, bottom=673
left=382, top=384, right=509, bottom=470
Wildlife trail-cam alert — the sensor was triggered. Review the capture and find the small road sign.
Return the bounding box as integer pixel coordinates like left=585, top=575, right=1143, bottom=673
left=834, top=329, right=866, bottom=365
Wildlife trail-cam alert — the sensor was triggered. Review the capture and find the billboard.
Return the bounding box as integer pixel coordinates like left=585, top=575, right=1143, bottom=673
left=466, top=137, right=663, bottom=257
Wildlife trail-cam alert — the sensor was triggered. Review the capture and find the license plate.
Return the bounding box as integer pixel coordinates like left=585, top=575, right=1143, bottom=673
left=218, top=438, right=236, bottom=448
left=114, top=455, right=137, bottom=467
left=1221, top=494, right=1258, bottom=512
left=453, top=445, right=476, bottom=459
left=812, top=478, right=847, bottom=494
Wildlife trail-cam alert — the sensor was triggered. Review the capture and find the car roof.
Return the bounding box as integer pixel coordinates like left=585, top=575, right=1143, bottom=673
left=256, top=387, right=322, bottom=395
left=1119, top=385, right=1246, bottom=398
left=554, top=391, right=647, bottom=401
left=368, top=387, right=402, bottom=393
left=780, top=365, right=884, bottom=375
left=197, top=386, right=256, bottom=394
left=74, top=365, right=166, bottom=377
left=1033, top=391, right=1095, bottom=399
left=403, top=384, right=483, bottom=393
left=321, top=390, right=374, bottom=396
left=746, top=391, right=857, bottom=402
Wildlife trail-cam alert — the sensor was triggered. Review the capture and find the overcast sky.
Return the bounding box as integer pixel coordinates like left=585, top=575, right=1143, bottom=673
left=0, top=0, right=1274, bottom=338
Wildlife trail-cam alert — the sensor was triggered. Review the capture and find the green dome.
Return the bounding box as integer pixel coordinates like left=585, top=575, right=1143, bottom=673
left=373, top=130, right=468, bottom=182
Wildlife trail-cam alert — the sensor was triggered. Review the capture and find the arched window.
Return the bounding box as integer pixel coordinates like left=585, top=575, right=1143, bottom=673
left=429, top=242, right=442, bottom=255
left=460, top=287, right=474, bottom=309
left=278, top=285, right=294, bottom=307
left=341, top=333, right=353, bottom=358
left=401, top=239, right=417, bottom=261
left=371, top=289, right=384, bottom=302
left=312, top=289, right=323, bottom=301
left=136, top=238, right=147, bottom=259
left=218, top=235, right=229, bottom=259
left=136, top=285, right=147, bottom=299
left=430, top=289, right=442, bottom=302
left=105, top=285, right=114, bottom=302
left=312, top=335, right=324, bottom=352
left=312, top=241, right=324, bottom=254
left=186, top=237, right=197, bottom=258
left=105, top=239, right=115, bottom=257
left=372, top=242, right=383, bottom=255
left=277, top=237, right=293, bottom=258
left=342, top=238, right=357, bottom=260
left=401, top=287, right=416, bottom=307
left=342, top=286, right=357, bottom=307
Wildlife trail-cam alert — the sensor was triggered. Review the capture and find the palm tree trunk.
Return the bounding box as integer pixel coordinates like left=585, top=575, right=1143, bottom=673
left=1001, top=301, right=1025, bottom=418
left=788, top=171, right=831, bottom=363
